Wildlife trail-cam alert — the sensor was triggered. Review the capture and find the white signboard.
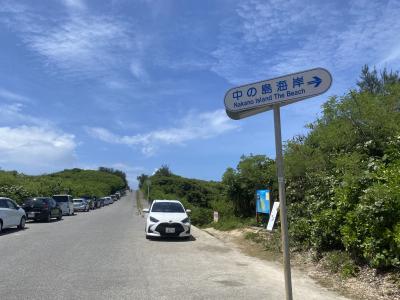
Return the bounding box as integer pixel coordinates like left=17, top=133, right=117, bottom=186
left=213, top=211, right=219, bottom=223
left=267, top=202, right=280, bottom=231
left=224, top=68, right=332, bottom=120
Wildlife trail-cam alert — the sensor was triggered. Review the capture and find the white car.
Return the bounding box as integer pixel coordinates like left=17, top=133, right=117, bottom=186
left=0, top=197, right=26, bottom=233
left=102, top=196, right=112, bottom=205
left=53, top=194, right=74, bottom=216
left=143, top=200, right=191, bottom=239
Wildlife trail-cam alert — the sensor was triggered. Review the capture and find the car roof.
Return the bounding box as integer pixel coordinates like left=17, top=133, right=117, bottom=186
left=153, top=199, right=181, bottom=203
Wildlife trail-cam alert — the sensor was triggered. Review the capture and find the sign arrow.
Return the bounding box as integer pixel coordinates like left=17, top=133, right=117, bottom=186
left=307, top=76, right=322, bottom=87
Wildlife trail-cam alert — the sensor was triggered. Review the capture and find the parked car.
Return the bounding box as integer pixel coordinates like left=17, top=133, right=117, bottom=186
left=143, top=200, right=191, bottom=239
left=93, top=197, right=101, bottom=209
left=22, top=197, right=62, bottom=222
left=110, top=195, right=117, bottom=202
left=102, top=196, right=112, bottom=205
left=80, top=196, right=95, bottom=210
left=98, top=197, right=105, bottom=207
left=73, top=198, right=89, bottom=212
left=0, top=197, right=26, bottom=232
left=53, top=194, right=74, bottom=216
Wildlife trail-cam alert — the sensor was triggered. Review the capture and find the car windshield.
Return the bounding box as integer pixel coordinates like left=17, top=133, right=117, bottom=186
left=74, top=200, right=83, bottom=203
left=151, top=202, right=184, bottom=213
left=53, top=196, right=68, bottom=203
left=24, top=198, right=47, bottom=207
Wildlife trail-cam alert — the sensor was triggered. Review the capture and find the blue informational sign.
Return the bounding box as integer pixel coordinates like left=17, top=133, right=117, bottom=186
left=256, top=190, right=270, bottom=214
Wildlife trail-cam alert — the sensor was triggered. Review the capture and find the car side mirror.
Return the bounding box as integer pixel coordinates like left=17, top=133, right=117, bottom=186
left=142, top=208, right=149, bottom=213
left=186, top=209, right=191, bottom=213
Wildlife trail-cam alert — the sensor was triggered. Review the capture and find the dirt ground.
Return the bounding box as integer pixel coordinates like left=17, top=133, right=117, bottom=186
left=203, top=227, right=400, bottom=300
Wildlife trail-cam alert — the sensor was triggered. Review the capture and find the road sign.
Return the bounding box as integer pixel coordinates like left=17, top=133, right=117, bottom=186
left=213, top=211, right=219, bottom=222
left=267, top=202, right=280, bottom=231
left=224, top=68, right=332, bottom=120
left=256, top=190, right=270, bottom=214
left=223, top=68, right=332, bottom=300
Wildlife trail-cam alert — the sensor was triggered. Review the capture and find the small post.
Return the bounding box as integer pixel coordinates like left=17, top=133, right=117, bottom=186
left=273, top=105, right=293, bottom=300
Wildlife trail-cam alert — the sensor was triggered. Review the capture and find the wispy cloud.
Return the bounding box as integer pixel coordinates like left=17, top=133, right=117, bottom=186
left=86, top=109, right=239, bottom=155
left=130, top=59, right=150, bottom=82
left=0, top=103, right=44, bottom=126
left=62, top=0, right=86, bottom=10
left=0, top=87, right=31, bottom=103
left=211, top=0, right=400, bottom=84
left=0, top=1, right=147, bottom=81
left=26, top=15, right=133, bottom=78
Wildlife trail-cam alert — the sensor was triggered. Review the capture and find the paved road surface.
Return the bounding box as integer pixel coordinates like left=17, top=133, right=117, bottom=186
left=0, top=192, right=348, bottom=299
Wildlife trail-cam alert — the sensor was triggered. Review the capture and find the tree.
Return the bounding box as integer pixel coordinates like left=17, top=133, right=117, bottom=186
left=222, top=155, right=276, bottom=217
left=154, top=165, right=172, bottom=177
left=137, top=174, right=149, bottom=189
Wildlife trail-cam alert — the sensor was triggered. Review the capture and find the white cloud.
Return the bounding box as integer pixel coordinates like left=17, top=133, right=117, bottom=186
left=25, top=15, right=133, bottom=78
left=0, top=87, right=31, bottom=103
left=86, top=109, right=239, bottom=155
left=0, top=88, right=77, bottom=173
left=0, top=126, right=76, bottom=173
left=62, top=0, right=86, bottom=10
left=130, top=59, right=150, bottom=82
left=0, top=1, right=144, bottom=80
left=0, top=103, right=43, bottom=126
left=211, top=0, right=400, bottom=84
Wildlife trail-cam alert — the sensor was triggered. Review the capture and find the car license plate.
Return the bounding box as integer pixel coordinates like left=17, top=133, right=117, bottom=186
left=165, top=227, right=175, bottom=233
left=28, top=212, right=35, bottom=218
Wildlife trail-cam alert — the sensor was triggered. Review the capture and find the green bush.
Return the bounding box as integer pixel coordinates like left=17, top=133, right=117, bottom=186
left=322, top=251, right=359, bottom=278
left=0, top=169, right=127, bottom=204
left=341, top=162, right=400, bottom=268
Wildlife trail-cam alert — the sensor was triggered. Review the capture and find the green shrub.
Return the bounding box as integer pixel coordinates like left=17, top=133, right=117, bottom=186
left=322, top=251, right=359, bottom=278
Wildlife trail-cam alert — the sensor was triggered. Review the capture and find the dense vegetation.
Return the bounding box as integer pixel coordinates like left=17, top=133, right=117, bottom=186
left=138, top=166, right=224, bottom=226
left=139, top=66, right=400, bottom=270
left=0, top=168, right=127, bottom=204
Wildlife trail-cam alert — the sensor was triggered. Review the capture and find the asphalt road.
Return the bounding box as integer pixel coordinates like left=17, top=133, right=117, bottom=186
left=0, top=192, right=348, bottom=300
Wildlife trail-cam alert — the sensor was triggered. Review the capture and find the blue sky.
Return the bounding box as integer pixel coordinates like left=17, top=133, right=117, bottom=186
left=1, top=0, right=400, bottom=186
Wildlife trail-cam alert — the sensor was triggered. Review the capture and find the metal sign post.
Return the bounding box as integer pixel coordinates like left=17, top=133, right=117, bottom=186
left=273, top=105, right=292, bottom=300
left=223, top=68, right=332, bottom=300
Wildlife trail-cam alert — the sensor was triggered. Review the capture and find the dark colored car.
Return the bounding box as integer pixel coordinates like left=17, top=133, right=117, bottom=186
left=93, top=197, right=101, bottom=209
left=22, top=197, right=62, bottom=222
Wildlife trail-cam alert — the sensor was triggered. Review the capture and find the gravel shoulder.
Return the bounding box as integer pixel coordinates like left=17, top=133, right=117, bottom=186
left=202, top=227, right=400, bottom=300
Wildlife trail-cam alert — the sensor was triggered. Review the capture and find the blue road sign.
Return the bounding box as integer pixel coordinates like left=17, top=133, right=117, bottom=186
left=256, top=190, right=270, bottom=214
left=224, top=68, right=332, bottom=120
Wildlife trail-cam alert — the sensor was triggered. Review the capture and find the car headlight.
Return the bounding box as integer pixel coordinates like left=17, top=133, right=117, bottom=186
left=181, top=217, right=190, bottom=224
left=149, top=216, right=159, bottom=223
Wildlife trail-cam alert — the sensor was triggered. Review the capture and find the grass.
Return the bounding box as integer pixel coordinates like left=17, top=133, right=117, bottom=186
left=136, top=190, right=144, bottom=215
left=245, top=230, right=282, bottom=253
left=209, top=216, right=256, bottom=231
left=321, top=250, right=360, bottom=279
